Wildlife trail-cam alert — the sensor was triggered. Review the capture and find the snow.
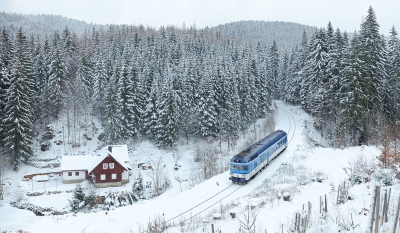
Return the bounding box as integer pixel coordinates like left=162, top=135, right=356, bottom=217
left=61, top=145, right=131, bottom=173
left=60, top=155, right=98, bottom=171
left=0, top=101, right=387, bottom=233
left=32, top=175, right=49, bottom=182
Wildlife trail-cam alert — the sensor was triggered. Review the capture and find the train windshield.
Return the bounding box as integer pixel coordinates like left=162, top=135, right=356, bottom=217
left=231, top=164, right=249, bottom=171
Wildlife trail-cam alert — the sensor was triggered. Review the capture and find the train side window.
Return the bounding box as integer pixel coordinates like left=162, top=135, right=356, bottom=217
left=244, top=165, right=248, bottom=170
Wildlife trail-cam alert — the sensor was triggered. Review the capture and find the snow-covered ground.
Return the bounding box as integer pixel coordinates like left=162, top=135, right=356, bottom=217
left=0, top=101, right=388, bottom=233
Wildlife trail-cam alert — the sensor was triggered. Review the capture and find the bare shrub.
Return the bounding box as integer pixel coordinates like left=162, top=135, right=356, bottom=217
left=149, top=156, right=170, bottom=196
left=237, top=205, right=260, bottom=233
left=194, top=141, right=218, bottom=180
left=264, top=111, right=276, bottom=135
left=12, top=188, right=27, bottom=203
left=343, top=154, right=376, bottom=186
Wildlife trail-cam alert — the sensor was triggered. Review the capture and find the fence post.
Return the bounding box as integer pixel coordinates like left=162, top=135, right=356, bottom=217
left=393, top=193, right=400, bottom=233
left=325, top=194, right=328, bottom=213
left=370, top=186, right=377, bottom=233
left=374, top=186, right=381, bottom=233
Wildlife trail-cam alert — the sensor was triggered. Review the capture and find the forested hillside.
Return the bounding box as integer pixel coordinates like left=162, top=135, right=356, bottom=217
left=0, top=12, right=97, bottom=37
left=212, top=20, right=318, bottom=51
left=0, top=6, right=399, bottom=171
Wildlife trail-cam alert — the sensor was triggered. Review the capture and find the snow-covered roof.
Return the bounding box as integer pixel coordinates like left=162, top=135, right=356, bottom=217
left=61, top=155, right=99, bottom=171
left=61, top=145, right=131, bottom=172
left=107, top=145, right=129, bottom=163
left=32, top=175, right=50, bottom=182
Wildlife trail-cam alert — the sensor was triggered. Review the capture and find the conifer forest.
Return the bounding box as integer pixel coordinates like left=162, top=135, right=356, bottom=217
left=0, top=6, right=400, bottom=171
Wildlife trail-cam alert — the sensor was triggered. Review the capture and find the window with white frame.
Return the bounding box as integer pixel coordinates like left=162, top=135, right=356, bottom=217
left=111, top=173, right=117, bottom=179
left=109, top=163, right=114, bottom=169
left=100, top=174, right=106, bottom=180
left=103, top=163, right=108, bottom=169
left=75, top=171, right=79, bottom=176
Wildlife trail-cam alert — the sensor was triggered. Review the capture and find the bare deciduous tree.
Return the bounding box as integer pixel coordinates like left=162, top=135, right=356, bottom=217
left=149, top=156, right=170, bottom=196
left=195, top=141, right=218, bottom=180
left=237, top=205, right=260, bottom=233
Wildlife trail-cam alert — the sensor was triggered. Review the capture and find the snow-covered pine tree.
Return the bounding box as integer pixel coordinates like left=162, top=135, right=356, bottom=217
left=197, top=64, right=218, bottom=138
left=69, top=184, right=86, bottom=212
left=48, top=47, right=68, bottom=118
left=142, top=76, right=159, bottom=141
left=3, top=59, right=34, bottom=170
left=278, top=51, right=289, bottom=102
left=84, top=186, right=97, bottom=210
left=269, top=40, right=280, bottom=99
left=13, top=28, right=36, bottom=116
left=285, top=46, right=302, bottom=105
left=240, top=54, right=258, bottom=130
left=154, top=70, right=180, bottom=147
left=0, top=28, right=12, bottom=141
left=93, top=56, right=108, bottom=122
left=129, top=60, right=144, bottom=139
left=102, top=73, right=122, bottom=145
left=117, top=59, right=135, bottom=139
left=358, top=6, right=386, bottom=143
left=340, top=32, right=367, bottom=145
left=302, top=29, right=329, bottom=133
left=132, top=172, right=144, bottom=199
left=384, top=26, right=400, bottom=125
left=180, top=60, right=196, bottom=144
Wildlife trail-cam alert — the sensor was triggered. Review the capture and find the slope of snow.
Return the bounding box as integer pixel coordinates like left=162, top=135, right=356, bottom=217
left=0, top=101, right=384, bottom=233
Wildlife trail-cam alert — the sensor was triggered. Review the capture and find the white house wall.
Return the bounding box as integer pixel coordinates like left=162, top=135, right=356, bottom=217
left=122, top=170, right=129, bottom=181
left=62, top=170, right=86, bottom=183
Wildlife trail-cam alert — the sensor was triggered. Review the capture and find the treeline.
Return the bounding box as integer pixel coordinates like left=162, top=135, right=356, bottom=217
left=0, top=20, right=282, bottom=170
left=1, top=6, right=399, bottom=171
left=212, top=20, right=318, bottom=51
left=281, top=6, right=400, bottom=147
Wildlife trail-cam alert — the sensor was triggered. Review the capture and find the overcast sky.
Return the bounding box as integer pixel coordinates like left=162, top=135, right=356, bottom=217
left=0, top=0, right=399, bottom=35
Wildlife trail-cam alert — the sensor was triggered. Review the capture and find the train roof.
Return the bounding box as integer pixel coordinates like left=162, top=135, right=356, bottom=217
left=231, top=130, right=287, bottom=163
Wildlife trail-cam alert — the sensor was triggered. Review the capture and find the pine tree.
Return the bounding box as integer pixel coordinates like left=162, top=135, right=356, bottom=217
left=48, top=47, right=68, bottom=117
left=0, top=28, right=12, bottom=140
left=154, top=71, right=180, bottom=147
left=69, top=184, right=86, bottom=212
left=302, top=29, right=329, bottom=130
left=102, top=75, right=122, bottom=144
left=384, top=26, right=400, bottom=125
left=117, top=59, right=136, bottom=139
left=93, top=56, right=108, bottom=122
left=142, top=76, right=159, bottom=140
left=132, top=172, right=144, bottom=199
left=3, top=60, right=34, bottom=170
left=269, top=40, right=280, bottom=98
left=197, top=65, right=218, bottom=138
left=130, top=60, right=144, bottom=139
left=340, top=32, right=367, bottom=145
left=13, top=28, right=36, bottom=116
left=358, top=6, right=386, bottom=143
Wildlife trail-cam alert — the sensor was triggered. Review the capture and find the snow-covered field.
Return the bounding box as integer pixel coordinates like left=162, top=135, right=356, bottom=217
left=0, top=101, right=388, bottom=233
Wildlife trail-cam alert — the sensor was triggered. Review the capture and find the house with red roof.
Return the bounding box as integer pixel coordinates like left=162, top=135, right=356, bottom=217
left=61, top=145, right=132, bottom=187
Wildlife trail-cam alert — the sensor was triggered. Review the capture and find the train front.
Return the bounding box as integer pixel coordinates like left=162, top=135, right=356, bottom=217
left=229, top=153, right=250, bottom=184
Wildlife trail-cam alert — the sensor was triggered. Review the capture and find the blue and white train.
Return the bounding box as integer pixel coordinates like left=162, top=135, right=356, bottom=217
left=229, top=130, right=288, bottom=184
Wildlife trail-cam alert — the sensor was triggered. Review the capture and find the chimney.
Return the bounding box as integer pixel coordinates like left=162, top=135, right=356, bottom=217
left=108, top=146, right=112, bottom=152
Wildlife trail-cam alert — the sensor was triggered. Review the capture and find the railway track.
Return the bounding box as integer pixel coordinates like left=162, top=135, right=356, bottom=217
left=142, top=103, right=297, bottom=232
left=280, top=105, right=296, bottom=146
left=166, top=184, right=243, bottom=226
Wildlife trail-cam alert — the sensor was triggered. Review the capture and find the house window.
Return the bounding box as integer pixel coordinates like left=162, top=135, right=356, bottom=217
left=75, top=171, right=79, bottom=176
left=109, top=163, right=114, bottom=169
left=68, top=172, right=72, bottom=176
left=111, top=173, right=117, bottom=180
left=100, top=174, right=106, bottom=180
left=103, top=163, right=108, bottom=169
